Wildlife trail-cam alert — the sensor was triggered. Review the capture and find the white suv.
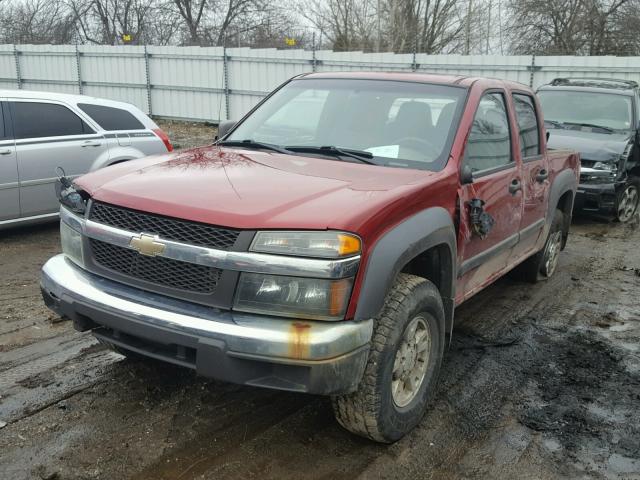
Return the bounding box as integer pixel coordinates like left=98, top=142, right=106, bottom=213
left=0, top=90, right=173, bottom=229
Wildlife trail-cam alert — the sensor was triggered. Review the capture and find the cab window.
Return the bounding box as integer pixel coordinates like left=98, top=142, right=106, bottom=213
left=465, top=93, right=512, bottom=172
left=513, top=93, right=540, bottom=158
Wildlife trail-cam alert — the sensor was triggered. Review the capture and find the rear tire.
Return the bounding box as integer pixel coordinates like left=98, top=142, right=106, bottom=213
left=512, top=209, right=564, bottom=283
left=331, top=273, right=444, bottom=443
left=616, top=177, right=640, bottom=223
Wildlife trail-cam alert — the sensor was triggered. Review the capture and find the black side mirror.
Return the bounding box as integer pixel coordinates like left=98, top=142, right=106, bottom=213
left=546, top=131, right=550, bottom=142
left=460, top=164, right=473, bottom=185
left=216, top=120, right=237, bottom=141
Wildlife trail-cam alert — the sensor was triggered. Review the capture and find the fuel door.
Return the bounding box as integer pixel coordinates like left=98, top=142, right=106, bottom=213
left=116, top=133, right=131, bottom=147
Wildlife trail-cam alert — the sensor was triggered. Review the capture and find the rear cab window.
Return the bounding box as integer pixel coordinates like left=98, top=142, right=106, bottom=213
left=78, top=103, right=145, bottom=131
left=10, top=101, right=94, bottom=139
left=512, top=93, right=541, bottom=159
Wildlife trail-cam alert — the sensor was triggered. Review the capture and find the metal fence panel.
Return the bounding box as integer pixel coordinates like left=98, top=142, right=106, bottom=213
left=2, top=44, right=640, bottom=122
left=0, top=45, right=17, bottom=89
left=147, top=46, right=227, bottom=121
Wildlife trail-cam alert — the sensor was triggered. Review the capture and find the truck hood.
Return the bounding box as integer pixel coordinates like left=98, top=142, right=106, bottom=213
left=75, top=146, right=436, bottom=231
left=547, top=129, right=632, bottom=162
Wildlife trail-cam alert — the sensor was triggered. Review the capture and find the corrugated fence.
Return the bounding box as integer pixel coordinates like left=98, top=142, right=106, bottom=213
left=2, top=44, right=640, bottom=123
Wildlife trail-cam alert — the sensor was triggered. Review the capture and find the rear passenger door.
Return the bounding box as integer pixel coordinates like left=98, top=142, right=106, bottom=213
left=9, top=100, right=109, bottom=217
left=458, top=91, right=524, bottom=299
left=0, top=101, right=19, bottom=221
left=510, top=92, right=550, bottom=261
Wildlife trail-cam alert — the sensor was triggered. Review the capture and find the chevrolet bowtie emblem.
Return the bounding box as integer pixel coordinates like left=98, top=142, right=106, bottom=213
left=129, top=234, right=166, bottom=257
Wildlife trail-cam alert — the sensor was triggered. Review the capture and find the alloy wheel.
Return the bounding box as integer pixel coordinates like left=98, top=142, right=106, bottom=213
left=391, top=315, right=432, bottom=408
left=618, top=185, right=639, bottom=223
left=542, top=230, right=563, bottom=277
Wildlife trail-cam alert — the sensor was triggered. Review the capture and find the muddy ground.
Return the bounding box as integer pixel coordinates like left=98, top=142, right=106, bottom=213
left=155, top=119, right=217, bottom=150
left=1, top=127, right=639, bottom=479
left=2, top=218, right=639, bottom=480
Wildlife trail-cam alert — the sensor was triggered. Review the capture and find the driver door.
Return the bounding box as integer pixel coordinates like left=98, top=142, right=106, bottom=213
left=457, top=91, right=524, bottom=301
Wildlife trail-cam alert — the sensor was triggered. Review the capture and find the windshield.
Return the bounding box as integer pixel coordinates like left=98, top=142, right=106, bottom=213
left=226, top=78, right=467, bottom=171
left=538, top=90, right=633, bottom=132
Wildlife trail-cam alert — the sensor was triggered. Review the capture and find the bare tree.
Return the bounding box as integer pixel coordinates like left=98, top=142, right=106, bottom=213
left=384, top=0, right=467, bottom=53
left=301, top=0, right=377, bottom=51
left=507, top=0, right=640, bottom=55
left=172, top=0, right=207, bottom=44
left=70, top=0, right=156, bottom=45
left=301, top=0, right=472, bottom=53
left=143, top=1, right=182, bottom=44
left=0, top=0, right=76, bottom=44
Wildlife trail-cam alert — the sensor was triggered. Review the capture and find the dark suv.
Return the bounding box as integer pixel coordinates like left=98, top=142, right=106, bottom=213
left=538, top=78, right=640, bottom=222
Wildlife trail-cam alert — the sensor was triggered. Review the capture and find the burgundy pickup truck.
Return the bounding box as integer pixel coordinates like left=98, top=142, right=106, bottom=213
left=41, top=73, right=579, bottom=443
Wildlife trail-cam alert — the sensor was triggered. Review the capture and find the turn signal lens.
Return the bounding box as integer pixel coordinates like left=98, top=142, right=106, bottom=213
left=337, top=233, right=361, bottom=256
left=251, top=231, right=361, bottom=258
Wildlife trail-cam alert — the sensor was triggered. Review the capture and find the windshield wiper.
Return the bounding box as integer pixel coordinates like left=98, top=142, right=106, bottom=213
left=544, top=119, right=565, bottom=129
left=286, top=145, right=377, bottom=165
left=562, top=122, right=614, bottom=133
left=218, top=139, right=292, bottom=154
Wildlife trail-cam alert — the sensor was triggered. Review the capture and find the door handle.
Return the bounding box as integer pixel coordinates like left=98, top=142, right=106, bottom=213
left=536, top=168, right=549, bottom=183
left=0, top=148, right=12, bottom=155
left=81, top=140, right=102, bottom=147
left=509, top=179, right=522, bottom=195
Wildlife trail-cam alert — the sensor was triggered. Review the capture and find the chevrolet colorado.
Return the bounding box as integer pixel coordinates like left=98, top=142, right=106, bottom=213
left=41, top=73, right=579, bottom=443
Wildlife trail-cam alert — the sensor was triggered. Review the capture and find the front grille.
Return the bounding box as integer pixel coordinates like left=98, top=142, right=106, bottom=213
left=90, top=202, right=240, bottom=250
left=90, top=238, right=221, bottom=294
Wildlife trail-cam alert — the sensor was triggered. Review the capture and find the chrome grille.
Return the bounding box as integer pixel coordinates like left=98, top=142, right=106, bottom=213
left=89, top=202, right=240, bottom=250
left=580, top=159, right=596, bottom=168
left=89, top=238, right=221, bottom=294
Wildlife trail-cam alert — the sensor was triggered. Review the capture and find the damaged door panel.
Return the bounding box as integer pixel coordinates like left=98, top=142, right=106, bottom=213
left=457, top=91, right=523, bottom=299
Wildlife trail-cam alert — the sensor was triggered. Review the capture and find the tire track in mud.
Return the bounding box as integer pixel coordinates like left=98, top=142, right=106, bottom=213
left=0, top=337, right=120, bottom=424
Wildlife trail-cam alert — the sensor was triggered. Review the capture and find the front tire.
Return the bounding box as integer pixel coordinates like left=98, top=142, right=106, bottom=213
left=616, top=177, right=640, bottom=223
left=331, top=274, right=444, bottom=443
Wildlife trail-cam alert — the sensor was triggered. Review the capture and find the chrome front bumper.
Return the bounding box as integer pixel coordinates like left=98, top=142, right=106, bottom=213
left=41, top=254, right=373, bottom=394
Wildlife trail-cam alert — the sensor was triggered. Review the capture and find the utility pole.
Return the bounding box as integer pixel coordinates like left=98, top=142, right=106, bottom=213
left=465, top=0, right=473, bottom=55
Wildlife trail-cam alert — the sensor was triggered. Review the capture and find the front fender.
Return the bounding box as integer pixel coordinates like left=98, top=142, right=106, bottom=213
left=354, top=207, right=457, bottom=338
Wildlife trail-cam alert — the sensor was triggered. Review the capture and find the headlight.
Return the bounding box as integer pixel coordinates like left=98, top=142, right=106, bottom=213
left=593, top=161, right=616, bottom=172
left=233, top=273, right=353, bottom=320
left=60, top=220, right=84, bottom=267
left=250, top=231, right=361, bottom=258
left=55, top=177, right=87, bottom=215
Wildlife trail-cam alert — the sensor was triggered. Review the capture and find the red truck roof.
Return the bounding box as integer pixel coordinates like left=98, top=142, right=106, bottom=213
left=299, top=71, right=531, bottom=92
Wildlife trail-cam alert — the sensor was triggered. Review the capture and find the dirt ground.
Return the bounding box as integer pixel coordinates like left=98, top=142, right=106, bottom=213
left=155, top=119, right=217, bottom=150
left=1, top=125, right=639, bottom=479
